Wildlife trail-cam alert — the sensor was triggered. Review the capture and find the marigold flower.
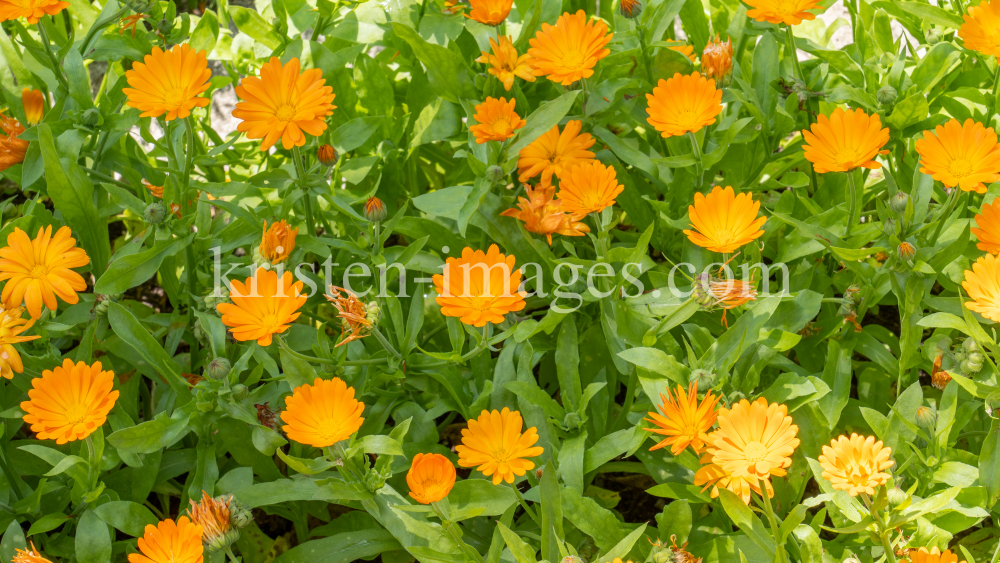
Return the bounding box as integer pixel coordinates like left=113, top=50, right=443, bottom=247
left=21, top=88, right=43, bottom=125
left=802, top=107, right=890, bottom=173
left=683, top=186, right=766, bottom=253
left=907, top=547, right=967, bottom=563
left=433, top=244, right=526, bottom=327
left=645, top=72, right=723, bottom=138
left=188, top=491, right=239, bottom=553
left=470, top=97, right=525, bottom=144
left=0, top=0, right=68, bottom=23
left=0, top=305, right=38, bottom=379
left=517, top=120, right=596, bottom=185
left=915, top=119, right=1000, bottom=194
left=216, top=267, right=307, bottom=346
left=364, top=196, right=387, bottom=222
left=0, top=225, right=90, bottom=319
left=500, top=183, right=590, bottom=245
left=407, top=453, right=457, bottom=504
left=233, top=57, right=337, bottom=151
left=898, top=241, right=916, bottom=261
left=702, top=36, right=733, bottom=86
left=706, top=397, right=799, bottom=484
left=693, top=452, right=771, bottom=504
left=669, top=44, right=696, bottom=62
left=619, top=0, right=641, bottom=18
left=744, top=0, right=823, bottom=25
left=128, top=516, right=204, bottom=563
left=961, top=0, right=1000, bottom=58
left=20, top=359, right=119, bottom=445
left=456, top=408, right=544, bottom=484
left=645, top=382, right=720, bottom=455
left=477, top=36, right=535, bottom=92
left=12, top=541, right=52, bottom=563
left=326, top=285, right=379, bottom=347
left=972, top=199, right=1000, bottom=254
left=932, top=368, right=953, bottom=390
left=318, top=144, right=338, bottom=167
left=123, top=44, right=212, bottom=122
left=442, top=0, right=466, bottom=13
left=962, top=253, right=1000, bottom=322
left=818, top=433, right=894, bottom=496
left=708, top=275, right=758, bottom=327
left=259, top=220, right=298, bottom=264
left=556, top=160, right=625, bottom=216
left=528, top=10, right=612, bottom=86
left=0, top=114, right=28, bottom=172
left=280, top=377, right=365, bottom=448
left=465, top=0, right=512, bottom=25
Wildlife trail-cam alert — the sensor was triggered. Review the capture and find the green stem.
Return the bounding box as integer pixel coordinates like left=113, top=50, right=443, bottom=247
left=760, top=486, right=788, bottom=563
left=85, top=435, right=98, bottom=491
left=785, top=25, right=804, bottom=82
left=225, top=546, right=241, bottom=563
left=36, top=20, right=70, bottom=91
left=291, top=146, right=316, bottom=235
left=370, top=325, right=404, bottom=361
left=182, top=117, right=200, bottom=371
left=845, top=170, right=860, bottom=238
left=930, top=187, right=961, bottom=245
left=990, top=530, right=1000, bottom=563
left=688, top=130, right=704, bottom=187
left=611, top=368, right=638, bottom=431
left=81, top=166, right=131, bottom=188
left=643, top=296, right=695, bottom=347
left=637, top=23, right=670, bottom=158
left=459, top=326, right=491, bottom=363
left=992, top=66, right=1000, bottom=127
left=431, top=502, right=486, bottom=563
left=509, top=482, right=540, bottom=526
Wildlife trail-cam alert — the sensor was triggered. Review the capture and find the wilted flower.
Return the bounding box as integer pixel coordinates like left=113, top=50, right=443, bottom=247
left=500, top=183, right=590, bottom=245
left=701, top=36, right=733, bottom=87
left=188, top=491, right=240, bottom=553
left=0, top=305, right=38, bottom=379
left=255, top=402, right=278, bottom=430
left=0, top=114, right=28, bottom=172
left=326, top=285, right=379, bottom=347
left=12, top=541, right=52, bottom=563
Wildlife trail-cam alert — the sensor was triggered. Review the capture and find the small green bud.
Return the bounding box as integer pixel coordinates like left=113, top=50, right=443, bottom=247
left=229, top=498, right=253, bottom=529
left=962, top=357, right=984, bottom=373
left=562, top=411, right=583, bottom=430
left=691, top=273, right=714, bottom=309
left=882, top=218, right=896, bottom=237
left=887, top=487, right=907, bottom=506
left=915, top=406, right=937, bottom=429
left=689, top=368, right=716, bottom=392
left=486, top=165, right=505, bottom=184
left=144, top=202, right=166, bottom=224
left=231, top=384, right=248, bottom=401
left=82, top=107, right=103, bottom=127
left=205, top=357, right=231, bottom=380
left=963, top=338, right=981, bottom=354
left=877, top=85, right=898, bottom=106
left=889, top=192, right=908, bottom=214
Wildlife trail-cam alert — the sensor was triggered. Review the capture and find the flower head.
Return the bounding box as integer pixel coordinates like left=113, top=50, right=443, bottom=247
left=702, top=36, right=733, bottom=86
left=500, top=183, right=590, bottom=245
left=465, top=0, right=512, bottom=25
left=216, top=267, right=307, bottom=346
left=21, top=359, right=119, bottom=445
left=318, top=144, right=338, bottom=167
left=619, top=0, right=641, bottom=18
left=517, top=120, right=596, bottom=185
left=0, top=0, right=69, bottom=23
left=961, top=0, right=1000, bottom=58
left=0, top=305, right=38, bottom=379
left=456, top=408, right=544, bottom=484
left=259, top=220, right=298, bottom=264
left=12, top=542, right=52, bottom=563
left=818, top=433, right=894, bottom=496
left=407, top=453, right=457, bottom=504
left=707, top=397, right=799, bottom=484
left=693, top=452, right=771, bottom=504
left=21, top=88, right=43, bottom=125
left=973, top=199, right=1000, bottom=254
left=646, top=73, right=723, bottom=138
left=556, top=160, right=625, bottom=216
left=906, top=547, right=967, bottom=563
left=744, top=0, right=823, bottom=24
left=932, top=368, right=953, bottom=390
left=188, top=492, right=239, bottom=553
left=280, top=377, right=365, bottom=448
left=645, top=382, right=721, bottom=455
left=433, top=245, right=526, bottom=327
left=128, top=516, right=204, bottom=563
left=364, top=196, right=387, bottom=222
left=0, top=225, right=90, bottom=319
left=683, top=186, right=766, bottom=253
left=0, top=114, right=28, bottom=171
left=477, top=36, right=536, bottom=92
left=326, top=285, right=379, bottom=347
left=707, top=274, right=758, bottom=327
left=916, top=119, right=1000, bottom=193
left=963, top=253, right=1000, bottom=322
left=802, top=107, right=890, bottom=173
left=528, top=10, right=612, bottom=86
left=123, top=44, right=212, bottom=121
left=470, top=97, right=525, bottom=144
left=233, top=57, right=337, bottom=151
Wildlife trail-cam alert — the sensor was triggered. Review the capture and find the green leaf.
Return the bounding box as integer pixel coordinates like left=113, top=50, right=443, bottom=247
left=508, top=91, right=580, bottom=155
left=717, top=489, right=776, bottom=558
left=980, top=419, right=1000, bottom=505
left=0, top=519, right=26, bottom=562
left=555, top=316, right=583, bottom=411
left=616, top=347, right=688, bottom=385
left=76, top=510, right=112, bottom=563
left=497, top=521, right=539, bottom=563
left=597, top=523, right=646, bottom=563
left=273, top=529, right=402, bottom=562
left=504, top=381, right=565, bottom=420
left=107, top=302, right=190, bottom=400
left=390, top=23, right=476, bottom=103
left=94, top=501, right=158, bottom=537
left=448, top=479, right=516, bottom=516
left=231, top=6, right=282, bottom=48
left=107, top=410, right=193, bottom=454
left=330, top=116, right=384, bottom=154
left=189, top=9, right=219, bottom=54
left=95, top=233, right=194, bottom=294
left=895, top=1, right=963, bottom=27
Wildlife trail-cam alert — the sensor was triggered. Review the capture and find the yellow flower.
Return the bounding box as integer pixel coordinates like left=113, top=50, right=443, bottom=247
left=470, top=97, right=525, bottom=144
left=259, top=220, right=298, bottom=264
left=456, top=408, right=544, bottom=484
left=216, top=267, right=307, bottom=346
left=188, top=491, right=239, bottom=553
left=465, top=0, right=512, bottom=25
left=916, top=118, right=1000, bottom=194
left=972, top=199, right=1000, bottom=254
left=0, top=0, right=68, bottom=23
left=233, top=57, right=337, bottom=151
left=702, top=36, right=733, bottom=86
left=0, top=225, right=90, bottom=319
left=433, top=245, right=526, bottom=327
left=476, top=36, right=536, bottom=92
left=12, top=541, right=53, bottom=563
left=706, top=397, right=799, bottom=484
left=528, top=10, right=612, bottom=86
left=683, top=186, right=766, bottom=253
left=407, top=453, right=457, bottom=504
left=744, top=0, right=823, bottom=24
left=128, top=517, right=204, bottom=563
left=645, top=72, right=723, bottom=138
left=20, top=359, right=119, bottom=445
left=818, top=433, right=894, bottom=496
left=280, top=377, right=365, bottom=448
left=693, top=452, right=771, bottom=504
left=21, top=88, right=43, bottom=125
left=962, top=253, right=1000, bottom=322
left=0, top=305, right=39, bottom=379
left=961, top=0, right=1000, bottom=58
left=555, top=160, right=625, bottom=216
left=123, top=44, right=212, bottom=121
left=645, top=382, right=721, bottom=455
left=670, top=44, right=696, bottom=62
left=0, top=114, right=28, bottom=172
left=516, top=120, right=596, bottom=185
left=326, top=285, right=377, bottom=347
left=907, top=547, right=967, bottom=563
left=802, top=107, right=890, bottom=173
left=500, top=183, right=590, bottom=245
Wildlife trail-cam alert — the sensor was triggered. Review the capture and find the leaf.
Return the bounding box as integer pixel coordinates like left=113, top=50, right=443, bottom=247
left=507, top=91, right=580, bottom=155
left=497, top=521, right=539, bottom=563
left=0, top=519, right=26, bottom=562
left=717, top=489, right=776, bottom=558
left=94, top=501, right=158, bottom=537
left=330, top=116, right=384, bottom=154
left=448, top=479, right=516, bottom=516
left=230, top=6, right=282, bottom=48
left=555, top=316, right=583, bottom=411
left=540, top=458, right=564, bottom=562
left=981, top=419, right=1000, bottom=505
left=189, top=9, right=219, bottom=54
left=598, top=523, right=646, bottom=563
left=504, top=381, right=566, bottom=420
left=94, top=233, right=194, bottom=294
left=895, top=1, right=963, bottom=27
left=352, top=434, right=404, bottom=456
left=273, top=529, right=402, bottom=562
left=76, top=510, right=112, bottom=563
left=107, top=410, right=193, bottom=454
left=107, top=302, right=190, bottom=399
left=390, top=23, right=476, bottom=103
left=616, top=347, right=687, bottom=384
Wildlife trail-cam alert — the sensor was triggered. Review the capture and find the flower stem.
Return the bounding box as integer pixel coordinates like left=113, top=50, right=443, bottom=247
left=225, top=546, right=241, bottom=563
left=85, top=435, right=98, bottom=491
left=459, top=326, right=491, bottom=362
left=845, top=169, right=860, bottom=238
left=78, top=7, right=129, bottom=55
left=277, top=336, right=388, bottom=366
left=760, top=486, right=787, bottom=563
left=611, top=368, right=638, bottom=431
left=688, top=130, right=704, bottom=187
left=370, top=325, right=404, bottom=361
left=509, top=482, right=540, bottom=526
left=784, top=25, right=804, bottom=82
left=931, top=187, right=961, bottom=245
left=291, top=146, right=317, bottom=236
left=36, top=20, right=70, bottom=92
left=182, top=117, right=200, bottom=371
left=431, top=502, right=486, bottom=563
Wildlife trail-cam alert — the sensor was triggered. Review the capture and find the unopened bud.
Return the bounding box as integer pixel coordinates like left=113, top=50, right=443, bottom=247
left=229, top=499, right=253, bottom=529
left=82, top=107, right=103, bottom=127
left=486, top=165, right=505, bottom=184
left=689, top=368, right=716, bottom=392
left=915, top=406, right=937, bottom=429
left=897, top=241, right=915, bottom=261
left=205, top=357, right=231, bottom=381
left=887, top=487, right=907, bottom=506
left=231, top=384, right=248, bottom=401
left=691, top=273, right=713, bottom=309
left=962, top=357, right=984, bottom=373
left=318, top=144, right=338, bottom=167
left=963, top=338, right=981, bottom=354
left=882, top=218, right=896, bottom=237
left=890, top=192, right=908, bottom=213
left=619, top=0, right=641, bottom=18
left=364, top=196, right=387, bottom=222
left=144, top=202, right=166, bottom=224
left=560, top=557, right=584, bottom=563
left=877, top=85, right=898, bottom=106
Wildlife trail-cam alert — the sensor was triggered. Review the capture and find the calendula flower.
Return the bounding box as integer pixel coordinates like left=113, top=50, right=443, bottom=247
left=0, top=225, right=90, bottom=319
left=556, top=160, right=625, bottom=216
left=706, top=397, right=800, bottom=484
left=21, top=359, right=119, bottom=445
left=972, top=199, right=1000, bottom=254
left=961, top=0, right=1000, bottom=58
left=407, top=453, right=457, bottom=504
left=670, top=44, right=696, bottom=62
left=318, top=144, right=338, bottom=167
left=465, top=0, right=512, bottom=25
left=216, top=267, right=307, bottom=346
left=907, top=547, right=967, bottom=563
left=0, top=305, right=39, bottom=379
left=802, top=107, right=890, bottom=173
left=517, top=120, right=596, bottom=185
left=128, top=517, right=204, bottom=563
left=364, top=196, right=387, bottom=222
left=188, top=492, right=239, bottom=553
left=0, top=0, right=68, bottom=23
left=280, top=377, right=365, bottom=448
left=500, top=183, right=590, bottom=245
left=456, top=408, right=544, bottom=484
left=683, top=186, right=767, bottom=253
left=0, top=114, right=28, bottom=172
left=470, top=97, right=525, bottom=144
left=21, top=88, right=43, bottom=125
left=326, top=285, right=379, bottom=347
left=12, top=542, right=52, bottom=563
left=702, top=36, right=733, bottom=86
left=932, top=368, right=953, bottom=390
left=645, top=382, right=721, bottom=455
left=258, top=220, right=298, bottom=264
left=963, top=253, right=1000, bottom=322
left=477, top=36, right=536, bottom=92
left=645, top=73, right=723, bottom=138
left=818, top=434, right=894, bottom=496
left=619, top=0, right=641, bottom=18
left=233, top=57, right=337, bottom=151
left=693, top=453, right=771, bottom=504
left=916, top=119, right=1000, bottom=194
left=708, top=276, right=758, bottom=328
left=744, top=0, right=823, bottom=24
left=528, top=10, right=613, bottom=86
left=433, top=244, right=526, bottom=327
left=123, top=44, right=212, bottom=121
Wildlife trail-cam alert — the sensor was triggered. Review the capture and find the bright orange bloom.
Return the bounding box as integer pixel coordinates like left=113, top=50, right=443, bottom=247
left=407, top=453, right=457, bottom=504
left=433, top=244, right=526, bottom=327
left=818, top=433, right=894, bottom=496
left=12, top=541, right=52, bottom=563
left=500, top=183, right=590, bottom=245
left=280, top=377, right=365, bottom=448
left=684, top=186, right=766, bottom=253
left=216, top=268, right=307, bottom=346
left=0, top=0, right=68, bottom=23
left=470, top=97, right=525, bottom=144
left=128, top=517, right=204, bottom=563
left=702, top=36, right=733, bottom=86
left=744, top=0, right=823, bottom=25
left=645, top=382, right=720, bottom=455
left=0, top=305, right=38, bottom=379
left=465, top=0, right=512, bottom=25
left=123, top=44, right=212, bottom=121
left=972, top=199, right=1000, bottom=254
left=326, top=285, right=378, bottom=347
left=916, top=119, right=1000, bottom=194
left=517, top=120, right=596, bottom=185
left=963, top=253, right=1000, bottom=322
left=259, top=220, right=298, bottom=264
left=802, top=107, right=890, bottom=173
left=477, top=36, right=535, bottom=92
left=694, top=452, right=771, bottom=504
left=528, top=10, right=612, bottom=86
left=0, top=114, right=28, bottom=172
left=646, top=73, right=723, bottom=138
left=456, top=408, right=544, bottom=484
left=706, top=397, right=799, bottom=484
left=669, top=44, right=696, bottom=62
left=961, top=0, right=1000, bottom=58
left=20, top=359, right=119, bottom=445
left=0, top=226, right=90, bottom=319
left=907, top=547, right=967, bottom=563
left=233, top=57, right=337, bottom=151
left=556, top=160, right=625, bottom=216
left=21, top=88, right=43, bottom=125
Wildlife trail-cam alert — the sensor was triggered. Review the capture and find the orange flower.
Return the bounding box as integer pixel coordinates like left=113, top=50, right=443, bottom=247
left=744, top=0, right=823, bottom=24
left=233, top=57, right=337, bottom=151
left=129, top=517, right=204, bottom=563
left=280, top=377, right=365, bottom=448
left=364, top=196, right=387, bottom=222
left=476, top=36, right=535, bottom=92
left=683, top=186, right=766, bottom=253
left=0, top=305, right=39, bottom=379
left=500, top=183, right=590, bottom=245
left=516, top=120, right=595, bottom=185
left=961, top=0, right=1000, bottom=58
left=21, top=88, right=43, bottom=125
left=259, top=220, right=298, bottom=264
left=646, top=73, right=723, bottom=138
left=702, top=36, right=733, bottom=86
left=20, top=359, right=119, bottom=445
left=465, top=0, right=512, bottom=25
left=216, top=267, right=307, bottom=346
left=456, top=408, right=544, bottom=484
left=0, top=114, right=28, bottom=171
left=528, top=10, right=612, bottom=86
left=556, top=160, right=625, bottom=216
left=962, top=253, right=1000, bottom=322
left=802, top=107, right=890, bottom=173
left=187, top=492, right=239, bottom=553
left=694, top=453, right=771, bottom=504
left=407, top=453, right=457, bottom=504
left=0, top=225, right=90, bottom=319
left=123, top=44, right=212, bottom=121
left=907, top=547, right=967, bottom=563
left=326, top=285, right=378, bottom=347
left=442, top=0, right=466, bottom=13
left=318, top=144, right=338, bottom=167
left=818, top=433, right=894, bottom=496
left=470, top=97, right=525, bottom=144
left=932, top=368, right=953, bottom=390
left=12, top=541, right=52, bottom=563
left=916, top=119, right=1000, bottom=194
left=706, top=397, right=799, bottom=484
left=669, top=44, right=696, bottom=62
left=645, top=382, right=720, bottom=455
left=972, top=199, right=1000, bottom=254
left=433, top=245, right=526, bottom=326
left=0, top=0, right=68, bottom=23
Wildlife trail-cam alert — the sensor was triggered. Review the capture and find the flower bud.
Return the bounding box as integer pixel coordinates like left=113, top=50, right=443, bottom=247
left=231, top=384, right=248, bottom=401
left=889, top=192, right=908, bottom=213
left=887, top=486, right=907, bottom=506
left=562, top=411, right=583, bottom=430
left=619, top=0, right=641, bottom=19
left=877, top=85, right=898, bottom=106
left=318, top=144, right=338, bottom=167
left=691, top=272, right=714, bottom=309
left=205, top=357, right=231, bottom=380
left=915, top=406, right=937, bottom=429
left=188, top=493, right=241, bottom=554
left=702, top=35, right=734, bottom=87
left=689, top=368, right=716, bottom=392
left=144, top=202, right=166, bottom=224
left=962, top=357, right=984, bottom=373
left=82, top=107, right=103, bottom=127
left=963, top=337, right=981, bottom=354
left=882, top=218, right=896, bottom=237
left=94, top=294, right=111, bottom=318
left=364, top=196, right=387, bottom=222
left=229, top=498, right=253, bottom=529
left=486, top=164, right=505, bottom=184
left=897, top=241, right=915, bottom=261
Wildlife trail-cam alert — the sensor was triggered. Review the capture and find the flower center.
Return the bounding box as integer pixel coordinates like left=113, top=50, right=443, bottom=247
left=259, top=313, right=280, bottom=332
left=275, top=104, right=296, bottom=122
left=712, top=228, right=735, bottom=244
left=317, top=420, right=346, bottom=442
left=65, top=404, right=90, bottom=426
left=835, top=148, right=863, bottom=169
left=491, top=118, right=512, bottom=135
left=28, top=264, right=48, bottom=279
left=743, top=441, right=769, bottom=464
left=848, top=463, right=875, bottom=485
left=950, top=157, right=974, bottom=178
left=164, top=87, right=185, bottom=107
left=560, top=51, right=585, bottom=70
